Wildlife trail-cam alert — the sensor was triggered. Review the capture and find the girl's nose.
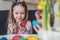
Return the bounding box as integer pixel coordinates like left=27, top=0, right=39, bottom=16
left=18, top=13, right=21, bottom=17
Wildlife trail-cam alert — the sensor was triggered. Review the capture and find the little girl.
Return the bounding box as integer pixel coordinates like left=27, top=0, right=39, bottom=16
left=7, top=1, right=32, bottom=34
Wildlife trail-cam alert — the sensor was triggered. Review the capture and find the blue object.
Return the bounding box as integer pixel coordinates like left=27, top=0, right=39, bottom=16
left=32, top=20, right=39, bottom=28
left=0, top=37, right=7, bottom=40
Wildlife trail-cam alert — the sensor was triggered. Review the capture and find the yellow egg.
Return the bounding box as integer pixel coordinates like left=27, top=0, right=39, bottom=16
left=26, top=36, right=39, bottom=40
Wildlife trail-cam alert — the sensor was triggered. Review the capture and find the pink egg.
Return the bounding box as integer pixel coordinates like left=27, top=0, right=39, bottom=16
left=12, top=35, right=22, bottom=40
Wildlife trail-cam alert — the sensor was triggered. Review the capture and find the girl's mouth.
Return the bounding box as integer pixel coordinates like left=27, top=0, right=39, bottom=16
left=19, top=18, right=22, bottom=20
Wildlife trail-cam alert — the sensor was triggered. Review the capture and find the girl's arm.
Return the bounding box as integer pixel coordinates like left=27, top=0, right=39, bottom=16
left=26, top=21, right=33, bottom=34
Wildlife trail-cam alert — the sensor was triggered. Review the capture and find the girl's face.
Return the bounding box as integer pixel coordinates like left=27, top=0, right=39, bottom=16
left=13, top=5, right=25, bottom=22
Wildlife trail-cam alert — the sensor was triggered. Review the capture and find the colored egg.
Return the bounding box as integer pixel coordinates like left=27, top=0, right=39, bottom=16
left=26, top=36, right=39, bottom=40
left=0, top=37, right=7, bottom=40
left=20, top=21, right=26, bottom=28
left=12, top=35, right=22, bottom=40
left=18, top=37, right=26, bottom=40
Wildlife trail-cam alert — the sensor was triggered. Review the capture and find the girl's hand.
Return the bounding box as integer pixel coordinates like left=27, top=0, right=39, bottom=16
left=20, top=27, right=26, bottom=33
left=8, top=23, right=16, bottom=34
left=18, top=26, right=26, bottom=34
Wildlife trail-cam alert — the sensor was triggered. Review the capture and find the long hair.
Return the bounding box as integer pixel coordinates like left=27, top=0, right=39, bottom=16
left=7, top=1, right=28, bottom=27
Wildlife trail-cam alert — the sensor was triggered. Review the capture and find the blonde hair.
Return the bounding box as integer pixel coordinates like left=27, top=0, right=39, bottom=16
left=7, top=2, right=28, bottom=27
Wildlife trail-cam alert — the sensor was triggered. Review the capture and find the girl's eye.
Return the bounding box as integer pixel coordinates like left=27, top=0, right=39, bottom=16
left=15, top=12, right=18, bottom=14
left=20, top=12, right=25, bottom=14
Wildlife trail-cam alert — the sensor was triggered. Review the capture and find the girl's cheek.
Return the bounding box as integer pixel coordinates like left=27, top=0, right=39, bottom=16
left=15, top=15, right=18, bottom=18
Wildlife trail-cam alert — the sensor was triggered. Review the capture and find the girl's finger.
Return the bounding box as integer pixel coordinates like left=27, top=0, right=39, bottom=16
left=8, top=24, right=16, bottom=29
